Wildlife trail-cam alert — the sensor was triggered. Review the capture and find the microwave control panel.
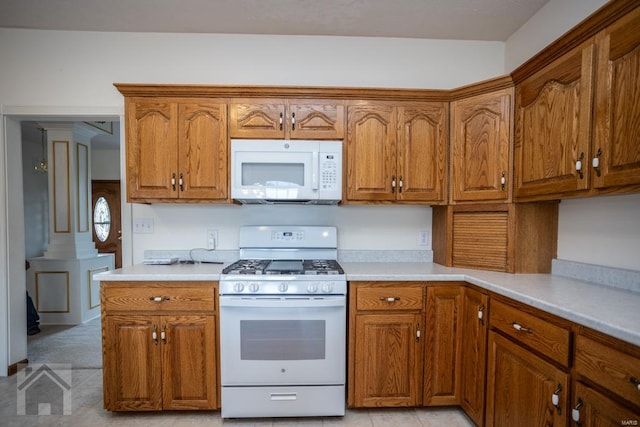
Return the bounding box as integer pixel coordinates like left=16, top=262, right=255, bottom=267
left=320, top=153, right=340, bottom=191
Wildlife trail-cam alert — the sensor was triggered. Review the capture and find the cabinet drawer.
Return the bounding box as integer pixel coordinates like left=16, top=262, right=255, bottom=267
left=575, top=334, right=640, bottom=408
left=490, top=299, right=570, bottom=366
left=355, top=285, right=423, bottom=311
left=102, top=285, right=215, bottom=312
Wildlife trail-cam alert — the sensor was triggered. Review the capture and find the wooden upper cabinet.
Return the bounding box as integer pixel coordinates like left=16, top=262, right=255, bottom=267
left=178, top=102, right=228, bottom=200
left=229, top=98, right=345, bottom=140
left=346, top=103, right=397, bottom=201
left=451, top=88, right=513, bottom=203
left=126, top=100, right=179, bottom=200
left=514, top=41, right=595, bottom=200
left=346, top=102, right=447, bottom=203
left=398, top=104, right=448, bottom=202
left=126, top=98, right=228, bottom=202
left=593, top=7, right=640, bottom=190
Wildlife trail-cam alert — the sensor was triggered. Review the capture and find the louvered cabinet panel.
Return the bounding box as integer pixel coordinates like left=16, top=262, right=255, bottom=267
left=452, top=211, right=509, bottom=271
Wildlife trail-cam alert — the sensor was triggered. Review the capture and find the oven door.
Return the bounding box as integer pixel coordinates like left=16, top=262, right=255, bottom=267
left=219, top=295, right=346, bottom=386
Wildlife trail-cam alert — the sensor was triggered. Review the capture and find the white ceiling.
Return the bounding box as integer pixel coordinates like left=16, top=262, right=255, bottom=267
left=1, top=0, right=549, bottom=41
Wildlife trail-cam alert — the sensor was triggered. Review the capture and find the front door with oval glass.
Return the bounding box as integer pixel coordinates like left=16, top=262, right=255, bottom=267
left=92, top=180, right=122, bottom=268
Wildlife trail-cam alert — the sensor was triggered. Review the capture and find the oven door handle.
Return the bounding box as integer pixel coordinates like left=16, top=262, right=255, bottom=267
left=219, top=297, right=345, bottom=308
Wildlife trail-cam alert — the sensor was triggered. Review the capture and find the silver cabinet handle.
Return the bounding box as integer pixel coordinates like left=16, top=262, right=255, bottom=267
left=179, top=173, right=184, bottom=191
left=152, top=324, right=158, bottom=345
left=572, top=398, right=583, bottom=423
left=630, top=376, right=640, bottom=392
left=512, top=322, right=533, bottom=334
left=552, top=384, right=562, bottom=415
left=592, top=148, right=602, bottom=177
left=478, top=304, right=485, bottom=325
left=501, top=171, right=506, bottom=191
left=398, top=176, right=403, bottom=193
left=291, top=112, right=296, bottom=130
left=576, top=152, right=585, bottom=179
left=149, top=296, right=170, bottom=302
left=380, top=297, right=400, bottom=302
left=391, top=176, right=396, bottom=193
left=279, top=112, right=283, bottom=130
left=171, top=173, right=176, bottom=191
left=161, top=325, right=167, bottom=344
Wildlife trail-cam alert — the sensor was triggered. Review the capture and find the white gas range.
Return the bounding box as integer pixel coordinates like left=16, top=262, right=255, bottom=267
left=219, top=226, right=346, bottom=419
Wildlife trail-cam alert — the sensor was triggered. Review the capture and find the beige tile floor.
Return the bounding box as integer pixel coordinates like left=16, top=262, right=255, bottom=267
left=0, top=368, right=474, bottom=426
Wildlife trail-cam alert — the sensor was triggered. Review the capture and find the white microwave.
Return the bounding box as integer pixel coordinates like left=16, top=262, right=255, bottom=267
left=231, top=139, right=343, bottom=204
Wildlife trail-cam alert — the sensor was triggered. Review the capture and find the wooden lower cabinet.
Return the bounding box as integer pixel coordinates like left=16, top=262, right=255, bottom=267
left=101, top=282, right=217, bottom=411
left=486, top=332, right=569, bottom=426
left=424, top=285, right=463, bottom=406
left=348, top=281, right=424, bottom=407
left=460, top=287, right=489, bottom=427
left=571, top=382, right=639, bottom=426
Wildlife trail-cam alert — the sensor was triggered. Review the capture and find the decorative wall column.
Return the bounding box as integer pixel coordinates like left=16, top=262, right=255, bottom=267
left=27, top=122, right=115, bottom=325
left=40, top=122, right=99, bottom=259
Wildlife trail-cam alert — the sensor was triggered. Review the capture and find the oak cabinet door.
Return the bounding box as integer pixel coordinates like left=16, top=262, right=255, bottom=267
left=423, top=285, right=462, bottom=406
left=229, top=99, right=286, bottom=139
left=593, top=7, right=640, bottom=189
left=346, top=104, right=397, bottom=201
left=352, top=313, right=423, bottom=407
left=126, top=100, right=179, bottom=200
left=288, top=100, right=345, bottom=139
left=229, top=99, right=345, bottom=140
left=397, top=104, right=448, bottom=203
left=514, top=42, right=595, bottom=200
left=161, top=315, right=217, bottom=410
left=451, top=89, right=512, bottom=203
left=486, top=332, right=569, bottom=427
left=460, top=287, right=489, bottom=426
left=103, top=315, right=162, bottom=411
left=178, top=102, right=228, bottom=200
left=571, top=382, right=639, bottom=427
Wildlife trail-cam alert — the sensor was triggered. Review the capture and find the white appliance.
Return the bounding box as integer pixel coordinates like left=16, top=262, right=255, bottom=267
left=219, top=226, right=346, bottom=418
left=231, top=139, right=342, bottom=204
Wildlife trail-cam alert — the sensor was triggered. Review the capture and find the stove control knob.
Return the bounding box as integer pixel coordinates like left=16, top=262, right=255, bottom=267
left=233, top=283, right=245, bottom=293
left=307, top=283, right=318, bottom=293
left=322, top=283, right=333, bottom=293
left=278, top=283, right=288, bottom=293
left=249, top=283, right=260, bottom=293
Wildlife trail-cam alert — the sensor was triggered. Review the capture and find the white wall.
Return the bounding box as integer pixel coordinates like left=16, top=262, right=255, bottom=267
left=91, top=148, right=121, bottom=180
left=22, top=123, right=49, bottom=259
left=505, top=0, right=608, bottom=71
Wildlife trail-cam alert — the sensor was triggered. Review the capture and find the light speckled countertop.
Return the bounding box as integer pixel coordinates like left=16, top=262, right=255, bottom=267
left=96, top=262, right=640, bottom=347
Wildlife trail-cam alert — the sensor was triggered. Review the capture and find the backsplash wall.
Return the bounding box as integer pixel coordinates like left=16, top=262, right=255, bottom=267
left=130, top=203, right=432, bottom=264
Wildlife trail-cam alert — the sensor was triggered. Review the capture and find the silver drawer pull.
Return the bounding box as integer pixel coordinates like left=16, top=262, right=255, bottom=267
left=380, top=297, right=400, bottom=302
left=630, top=377, right=640, bottom=391
left=149, top=296, right=170, bottom=302
left=512, top=322, right=533, bottom=334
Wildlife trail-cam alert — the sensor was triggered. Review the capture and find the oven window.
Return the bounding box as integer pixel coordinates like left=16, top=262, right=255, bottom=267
left=240, top=320, right=325, bottom=360
left=241, top=163, right=304, bottom=187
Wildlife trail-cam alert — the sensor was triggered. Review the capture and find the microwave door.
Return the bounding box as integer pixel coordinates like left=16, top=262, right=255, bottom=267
left=234, top=152, right=316, bottom=200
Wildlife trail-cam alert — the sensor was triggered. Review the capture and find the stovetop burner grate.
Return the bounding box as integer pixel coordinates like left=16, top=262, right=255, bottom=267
left=222, top=259, right=344, bottom=276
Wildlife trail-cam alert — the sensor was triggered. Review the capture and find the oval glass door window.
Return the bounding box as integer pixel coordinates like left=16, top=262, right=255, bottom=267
left=93, top=196, right=111, bottom=242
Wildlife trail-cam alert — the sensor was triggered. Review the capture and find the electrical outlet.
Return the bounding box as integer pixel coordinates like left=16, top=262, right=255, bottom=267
left=133, top=218, right=154, bottom=234
left=418, top=230, right=431, bottom=247
left=207, top=229, right=218, bottom=249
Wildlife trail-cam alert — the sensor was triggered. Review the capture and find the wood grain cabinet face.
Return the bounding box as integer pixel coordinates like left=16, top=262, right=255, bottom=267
left=460, top=287, right=488, bottom=427
left=125, top=98, right=228, bottom=202
left=514, top=41, right=595, bottom=200
left=571, top=382, right=640, bottom=426
left=348, top=282, right=424, bottom=407
left=423, top=286, right=463, bottom=406
left=486, top=332, right=569, bottom=427
left=346, top=102, right=447, bottom=203
left=593, top=7, right=640, bottom=190
left=451, top=89, right=513, bottom=203
left=229, top=99, right=345, bottom=140
left=101, top=282, right=218, bottom=411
